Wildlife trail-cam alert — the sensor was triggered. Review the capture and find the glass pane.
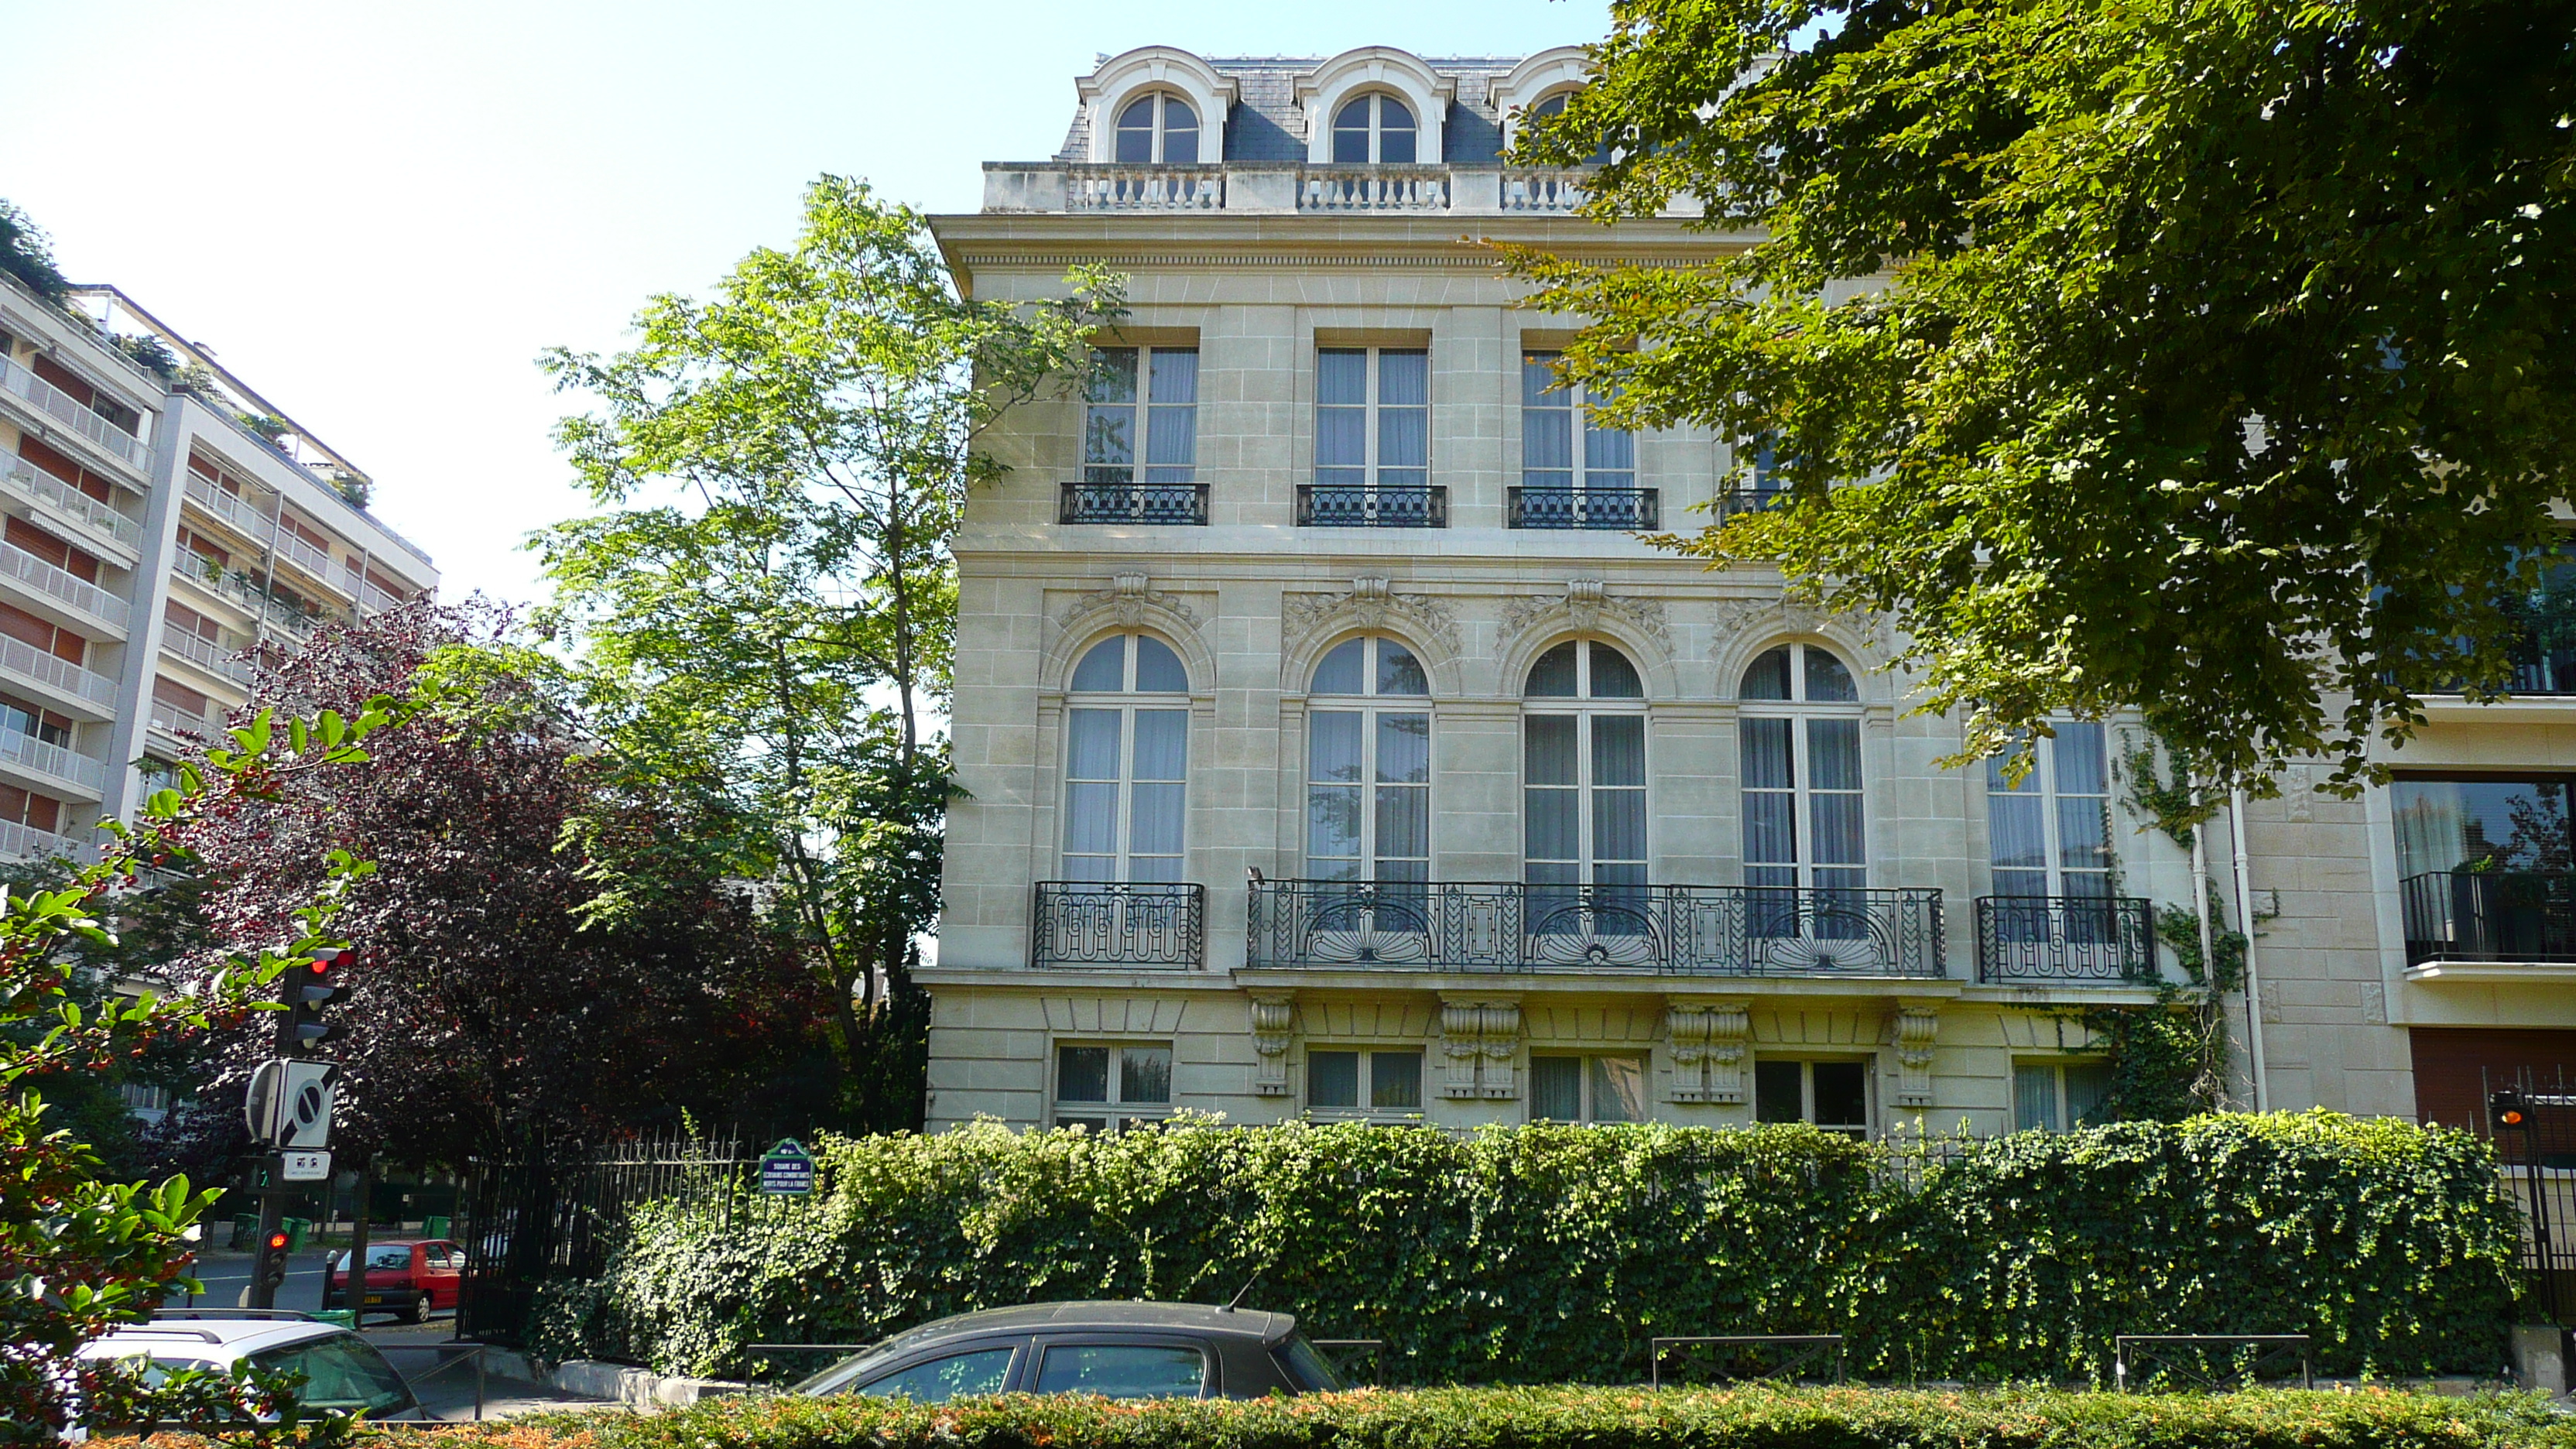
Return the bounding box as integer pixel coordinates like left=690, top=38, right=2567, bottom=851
left=1316, top=406, right=1366, bottom=469
left=1377, top=713, right=1429, bottom=784
left=1588, top=642, right=1643, bottom=699
left=1162, top=95, right=1197, bottom=132
left=1129, top=783, right=1184, bottom=856
left=2013, top=1064, right=2060, bottom=1132
left=1595, top=789, right=1647, bottom=865
left=1335, top=97, right=1373, bottom=132
left=1523, top=354, right=1566, bottom=409
left=1060, top=855, right=1118, bottom=883
left=1067, top=708, right=1122, bottom=779
left=1812, top=1061, right=1868, bottom=1128
left=1072, top=639, right=1126, bottom=693
left=1121, top=1045, right=1173, bottom=1104
left=1378, top=404, right=1427, bottom=471
left=1525, top=714, right=1577, bottom=786
left=1133, top=635, right=1188, bottom=692
left=1804, top=647, right=1858, bottom=701
left=1371, top=1050, right=1423, bottom=1109
left=1378, top=96, right=1416, bottom=130
left=1377, top=639, right=1429, bottom=696
left=1526, top=641, right=1579, bottom=696
left=1986, top=737, right=2038, bottom=794
left=1379, top=122, right=1416, bottom=163
left=1752, top=1060, right=1803, bottom=1122
left=1131, top=711, right=1187, bottom=779
left=1064, top=783, right=1120, bottom=856
left=249, top=1338, right=413, bottom=1415
left=1163, top=126, right=1198, bottom=164
left=1741, top=646, right=1793, bottom=701
left=1309, top=711, right=1362, bottom=782
left=1376, top=783, right=1429, bottom=861
left=1088, top=347, right=1139, bottom=405
left=2052, top=721, right=2106, bottom=796
left=1523, top=403, right=1573, bottom=473
left=1128, top=855, right=1184, bottom=883
left=1059, top=1045, right=1111, bottom=1102
left=1810, top=792, right=1865, bottom=866
left=1318, top=349, right=1368, bottom=406
left=860, top=1348, right=1017, bottom=1404
left=1526, top=786, right=1578, bottom=865
left=1584, top=416, right=1635, bottom=474
left=1119, top=97, right=1158, bottom=131
left=1592, top=714, right=1645, bottom=786
left=1740, top=717, right=1794, bottom=790
left=1377, top=350, right=1427, bottom=406
left=1307, top=784, right=1362, bottom=862
left=1147, top=348, right=1197, bottom=405
left=1034, top=1344, right=1203, bottom=1399
left=1146, top=402, right=1197, bottom=471
left=2064, top=1063, right=2113, bottom=1125
left=2057, top=794, right=2108, bottom=873
left=1591, top=1057, right=1646, bottom=1123
left=1312, top=639, right=1365, bottom=695
left=1989, top=795, right=2047, bottom=874
left=1310, top=1050, right=1360, bottom=1108
left=1116, top=128, right=1154, bottom=163
left=1530, top=1056, right=1581, bottom=1121
left=1808, top=718, right=1862, bottom=790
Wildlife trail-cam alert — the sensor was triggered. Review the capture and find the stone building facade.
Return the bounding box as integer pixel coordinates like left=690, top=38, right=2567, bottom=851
left=921, top=44, right=2575, bottom=1139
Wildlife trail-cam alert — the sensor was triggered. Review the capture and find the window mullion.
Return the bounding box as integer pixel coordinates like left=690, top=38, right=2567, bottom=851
left=1363, top=351, right=1379, bottom=484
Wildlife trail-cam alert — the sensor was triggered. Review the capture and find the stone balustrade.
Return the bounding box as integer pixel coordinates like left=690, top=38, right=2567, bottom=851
left=985, top=163, right=1644, bottom=218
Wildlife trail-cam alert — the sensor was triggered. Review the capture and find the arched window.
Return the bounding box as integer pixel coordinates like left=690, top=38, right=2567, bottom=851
left=1738, top=643, right=1865, bottom=923
left=1115, top=93, right=1201, bottom=163
left=1523, top=641, right=1646, bottom=906
left=1063, top=634, right=1190, bottom=882
left=1332, top=93, right=1417, bottom=163
left=1305, top=635, right=1429, bottom=883
left=1526, top=91, right=1615, bottom=165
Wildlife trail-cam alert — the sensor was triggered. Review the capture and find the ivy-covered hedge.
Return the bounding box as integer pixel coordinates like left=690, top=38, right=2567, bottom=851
left=547, top=1113, right=2519, bottom=1385
left=368, top=1386, right=2574, bottom=1449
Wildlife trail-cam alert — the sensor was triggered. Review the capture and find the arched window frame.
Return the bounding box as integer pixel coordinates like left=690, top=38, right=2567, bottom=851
left=1492, top=45, right=1595, bottom=152
left=1736, top=642, right=1868, bottom=896
left=1081, top=48, right=1237, bottom=164
left=1295, top=48, right=1451, bottom=164
left=1112, top=91, right=1202, bottom=164
left=1521, top=639, right=1649, bottom=893
left=1060, top=632, right=1193, bottom=883
left=1329, top=91, right=1420, bottom=164
left=1302, top=633, right=1432, bottom=885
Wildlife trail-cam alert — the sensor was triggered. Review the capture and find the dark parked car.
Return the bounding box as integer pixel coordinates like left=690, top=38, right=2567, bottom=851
left=789, top=1301, right=1348, bottom=1402
left=322, top=1239, right=464, bottom=1323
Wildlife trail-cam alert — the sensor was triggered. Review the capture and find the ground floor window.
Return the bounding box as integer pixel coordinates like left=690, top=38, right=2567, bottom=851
left=2012, top=1059, right=2111, bottom=1132
left=1053, top=1042, right=1173, bottom=1132
left=1752, top=1058, right=1870, bottom=1137
left=1307, top=1048, right=1424, bottom=1113
left=1530, top=1053, right=1647, bottom=1122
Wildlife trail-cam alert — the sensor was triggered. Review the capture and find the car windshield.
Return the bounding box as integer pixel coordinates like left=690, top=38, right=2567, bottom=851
left=247, top=1335, right=413, bottom=1415
left=1276, top=1334, right=1346, bottom=1391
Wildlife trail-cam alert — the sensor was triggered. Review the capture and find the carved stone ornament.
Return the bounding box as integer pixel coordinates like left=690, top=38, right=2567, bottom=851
left=1437, top=995, right=1523, bottom=1100
left=1711, top=597, right=1896, bottom=656
left=1282, top=576, right=1462, bottom=659
left=1057, top=572, right=1204, bottom=638
left=1666, top=999, right=1749, bottom=1104
left=1250, top=993, right=1297, bottom=1097
left=1500, top=579, right=1673, bottom=656
left=1889, top=1002, right=1941, bottom=1108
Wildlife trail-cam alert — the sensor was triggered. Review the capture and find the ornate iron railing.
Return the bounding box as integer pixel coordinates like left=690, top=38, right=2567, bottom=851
left=1294, top=484, right=1447, bottom=529
left=1506, top=485, right=1660, bottom=530
left=1974, top=895, right=2157, bottom=984
left=1245, top=879, right=1944, bottom=977
left=2400, top=869, right=2576, bottom=966
left=1717, top=484, right=1792, bottom=520
left=1059, top=481, right=1210, bottom=526
left=1033, top=882, right=1206, bottom=969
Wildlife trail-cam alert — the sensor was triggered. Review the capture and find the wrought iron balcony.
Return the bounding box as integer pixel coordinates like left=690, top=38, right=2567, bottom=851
left=1245, top=879, right=1944, bottom=978
left=1033, top=882, right=1207, bottom=969
left=1717, top=484, right=1791, bottom=521
left=1506, top=486, right=1660, bottom=530
left=1059, top=481, right=1210, bottom=526
left=1974, top=896, right=2157, bottom=985
left=1294, top=484, right=1447, bottom=529
left=2401, top=870, right=2576, bottom=967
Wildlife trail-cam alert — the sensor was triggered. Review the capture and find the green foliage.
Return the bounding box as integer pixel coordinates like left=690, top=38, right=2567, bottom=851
left=574, top=1115, right=2513, bottom=1386
left=2116, top=734, right=2219, bottom=854
left=0, top=200, right=70, bottom=300
left=1512, top=0, right=2576, bottom=793
left=2073, top=993, right=2227, bottom=1124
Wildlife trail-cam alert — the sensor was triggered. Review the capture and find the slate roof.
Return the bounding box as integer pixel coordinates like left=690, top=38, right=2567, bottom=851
left=1055, top=54, right=1534, bottom=165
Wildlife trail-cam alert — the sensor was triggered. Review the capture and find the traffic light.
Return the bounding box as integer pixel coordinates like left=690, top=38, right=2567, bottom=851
left=2492, top=1089, right=2530, bottom=1131
left=276, top=947, right=355, bottom=1057
left=249, top=1226, right=293, bottom=1308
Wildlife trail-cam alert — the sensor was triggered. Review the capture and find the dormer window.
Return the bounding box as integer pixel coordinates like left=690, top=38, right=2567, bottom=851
left=1332, top=94, right=1416, bottom=163
left=1115, top=94, right=1201, bottom=163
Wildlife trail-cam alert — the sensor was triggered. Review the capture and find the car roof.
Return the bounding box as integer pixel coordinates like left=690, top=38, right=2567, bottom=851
left=84, top=1317, right=351, bottom=1360
left=875, top=1300, right=1298, bottom=1355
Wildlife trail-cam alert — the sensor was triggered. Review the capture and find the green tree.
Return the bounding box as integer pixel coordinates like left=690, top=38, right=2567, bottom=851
left=536, top=175, right=1117, bottom=1125
left=1515, top=0, right=2576, bottom=790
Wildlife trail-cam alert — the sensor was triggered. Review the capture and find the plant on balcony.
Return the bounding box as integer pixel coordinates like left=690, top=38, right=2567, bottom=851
left=1514, top=0, right=2576, bottom=796
left=534, top=175, right=1123, bottom=1130
left=0, top=198, right=70, bottom=300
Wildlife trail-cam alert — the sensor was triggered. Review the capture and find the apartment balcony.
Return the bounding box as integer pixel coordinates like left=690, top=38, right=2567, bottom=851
left=1245, top=879, right=1946, bottom=978
left=358, top=577, right=417, bottom=616
left=1973, top=896, right=2158, bottom=985
left=0, top=456, right=142, bottom=554
left=0, top=725, right=107, bottom=795
left=1507, top=485, right=1660, bottom=530
left=0, top=817, right=98, bottom=865
left=182, top=476, right=275, bottom=543
left=1059, top=481, right=1211, bottom=526
left=1031, top=882, right=1207, bottom=969
left=149, top=697, right=221, bottom=742
left=160, top=628, right=255, bottom=685
left=992, top=163, right=1613, bottom=218
left=0, top=354, right=149, bottom=472
left=2402, top=870, right=2576, bottom=968
left=0, top=538, right=129, bottom=632
left=1295, top=484, right=1448, bottom=529
left=272, top=530, right=353, bottom=598
left=0, top=633, right=116, bottom=711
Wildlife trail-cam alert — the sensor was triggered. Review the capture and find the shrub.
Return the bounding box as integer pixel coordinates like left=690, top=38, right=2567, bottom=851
left=584, top=1113, right=2518, bottom=1384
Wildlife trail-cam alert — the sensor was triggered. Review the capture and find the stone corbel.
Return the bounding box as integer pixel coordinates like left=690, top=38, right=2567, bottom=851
left=1476, top=1000, right=1523, bottom=1100
left=1249, top=992, right=1296, bottom=1098
left=1439, top=999, right=1485, bottom=1099
left=1667, top=999, right=1749, bottom=1103
left=1889, top=1000, right=1941, bottom=1108
left=1439, top=995, right=1522, bottom=1100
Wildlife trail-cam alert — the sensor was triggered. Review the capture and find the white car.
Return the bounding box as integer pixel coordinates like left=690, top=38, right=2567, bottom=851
left=75, top=1310, right=429, bottom=1426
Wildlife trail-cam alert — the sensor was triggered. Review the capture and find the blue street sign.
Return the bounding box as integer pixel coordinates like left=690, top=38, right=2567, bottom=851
left=759, top=1138, right=815, bottom=1196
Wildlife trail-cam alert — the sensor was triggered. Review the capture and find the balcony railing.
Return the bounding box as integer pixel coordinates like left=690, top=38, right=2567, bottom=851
left=358, top=578, right=416, bottom=616
left=1067, top=165, right=1225, bottom=212
left=183, top=476, right=274, bottom=540
left=1245, top=879, right=1945, bottom=977
left=985, top=163, right=1658, bottom=218
left=0, top=355, right=149, bottom=471
left=160, top=628, right=255, bottom=683
left=2401, top=870, right=2576, bottom=967
left=1059, top=481, right=1211, bottom=526
left=1718, top=484, right=1792, bottom=521
left=0, top=817, right=98, bottom=864
left=0, top=538, right=128, bottom=630
left=1301, top=166, right=1451, bottom=213
left=1, top=456, right=142, bottom=549
left=0, top=632, right=115, bottom=706
left=0, top=725, right=106, bottom=793
left=1507, top=486, right=1660, bottom=530
left=149, top=699, right=220, bottom=740
left=1032, top=882, right=1207, bottom=969
left=1500, top=169, right=1588, bottom=214
left=1975, top=896, right=2157, bottom=984
left=273, top=530, right=348, bottom=592
left=1295, top=484, right=1448, bottom=528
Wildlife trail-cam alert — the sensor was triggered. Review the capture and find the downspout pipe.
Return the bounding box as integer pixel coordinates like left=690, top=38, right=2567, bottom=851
left=2228, top=788, right=2270, bottom=1112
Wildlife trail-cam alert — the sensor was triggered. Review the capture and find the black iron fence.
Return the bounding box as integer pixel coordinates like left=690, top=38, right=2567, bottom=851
left=1506, top=486, right=1660, bottom=530
left=1245, top=879, right=1944, bottom=978
left=1058, top=481, right=1210, bottom=526
left=2486, top=1073, right=2576, bottom=1323
left=1030, top=882, right=1206, bottom=968
left=1974, top=895, right=2157, bottom=984
left=1295, top=484, right=1448, bottom=528
left=2400, top=870, right=2576, bottom=966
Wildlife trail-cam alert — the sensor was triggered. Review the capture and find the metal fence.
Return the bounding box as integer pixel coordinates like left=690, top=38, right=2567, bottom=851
left=1974, top=895, right=2157, bottom=984
left=1506, top=485, right=1660, bottom=530
left=2485, top=1070, right=2576, bottom=1323
left=1058, top=481, right=1210, bottom=526
left=1031, top=882, right=1206, bottom=968
left=1294, top=485, right=1448, bottom=528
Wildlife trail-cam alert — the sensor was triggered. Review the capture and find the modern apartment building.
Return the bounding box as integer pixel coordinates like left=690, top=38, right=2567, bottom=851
left=0, top=274, right=437, bottom=858
left=923, top=44, right=2575, bottom=1138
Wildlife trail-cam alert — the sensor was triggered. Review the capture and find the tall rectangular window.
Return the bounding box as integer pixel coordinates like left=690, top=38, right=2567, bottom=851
left=1062, top=707, right=1189, bottom=882
left=1522, top=353, right=1635, bottom=493
left=1741, top=718, right=1865, bottom=895
left=1987, top=721, right=2111, bottom=899
left=1086, top=347, right=1198, bottom=488
left=1316, top=348, right=1428, bottom=495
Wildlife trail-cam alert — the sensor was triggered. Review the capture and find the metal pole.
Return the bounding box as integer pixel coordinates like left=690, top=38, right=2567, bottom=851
left=245, top=1173, right=286, bottom=1310
left=347, top=1164, right=373, bottom=1325
left=2228, top=789, right=2269, bottom=1112
left=474, top=1348, right=485, bottom=1422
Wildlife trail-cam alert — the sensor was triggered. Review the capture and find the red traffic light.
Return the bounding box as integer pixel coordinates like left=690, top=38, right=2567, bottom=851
left=265, top=1231, right=290, bottom=1251
left=2502, top=1109, right=2526, bottom=1126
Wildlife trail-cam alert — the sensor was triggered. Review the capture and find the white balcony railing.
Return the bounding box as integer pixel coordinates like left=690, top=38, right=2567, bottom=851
left=273, top=530, right=347, bottom=592
left=0, top=632, right=117, bottom=706
left=0, top=725, right=108, bottom=793
left=0, top=539, right=129, bottom=630
left=0, top=817, right=98, bottom=864
left=358, top=579, right=412, bottom=616
left=159, top=628, right=254, bottom=684
left=1500, top=169, right=1588, bottom=214
left=0, top=457, right=143, bottom=550
left=149, top=698, right=220, bottom=740
left=1300, top=166, right=1451, bottom=213
left=0, top=354, right=149, bottom=471
left=183, top=476, right=274, bottom=539
left=1066, top=165, right=1225, bottom=212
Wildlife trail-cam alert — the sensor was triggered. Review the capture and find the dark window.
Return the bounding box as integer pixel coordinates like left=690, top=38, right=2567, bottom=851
left=858, top=1348, right=1016, bottom=1403
left=1033, top=1344, right=1206, bottom=1399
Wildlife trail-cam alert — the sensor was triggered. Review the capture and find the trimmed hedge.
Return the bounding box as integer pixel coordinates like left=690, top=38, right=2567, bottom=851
left=550, top=1112, right=2519, bottom=1384
left=368, top=1386, right=2574, bottom=1449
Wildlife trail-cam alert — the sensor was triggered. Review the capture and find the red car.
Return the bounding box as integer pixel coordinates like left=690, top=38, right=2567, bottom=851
left=322, top=1238, right=464, bottom=1324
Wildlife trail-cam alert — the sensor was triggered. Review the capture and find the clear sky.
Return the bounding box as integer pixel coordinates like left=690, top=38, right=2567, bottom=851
left=0, top=1, right=1612, bottom=609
